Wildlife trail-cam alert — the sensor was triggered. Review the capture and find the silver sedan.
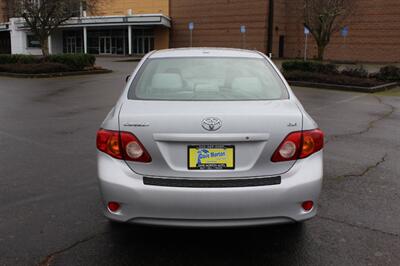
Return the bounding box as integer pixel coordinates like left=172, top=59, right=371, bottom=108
left=96, top=48, right=324, bottom=227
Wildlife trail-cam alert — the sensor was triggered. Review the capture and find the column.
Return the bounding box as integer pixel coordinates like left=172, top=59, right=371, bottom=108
left=48, top=35, right=52, bottom=55
left=83, top=27, right=88, bottom=54
left=128, top=25, right=132, bottom=55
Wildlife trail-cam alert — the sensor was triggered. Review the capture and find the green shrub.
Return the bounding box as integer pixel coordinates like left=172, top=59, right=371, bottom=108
left=0, top=63, right=72, bottom=74
left=376, top=66, right=400, bottom=82
left=341, top=66, right=368, bottom=78
left=284, top=70, right=384, bottom=87
left=0, top=53, right=97, bottom=73
left=47, top=54, right=96, bottom=70
left=282, top=60, right=338, bottom=74
left=0, top=54, right=40, bottom=64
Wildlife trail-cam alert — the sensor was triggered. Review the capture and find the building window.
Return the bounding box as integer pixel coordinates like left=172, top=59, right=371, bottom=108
left=27, top=35, right=41, bottom=48
left=132, top=29, right=154, bottom=55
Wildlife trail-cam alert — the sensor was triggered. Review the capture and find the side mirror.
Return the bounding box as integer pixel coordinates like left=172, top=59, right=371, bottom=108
left=125, top=75, right=131, bottom=83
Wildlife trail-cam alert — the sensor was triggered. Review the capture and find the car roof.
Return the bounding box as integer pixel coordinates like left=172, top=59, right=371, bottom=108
left=149, top=48, right=265, bottom=59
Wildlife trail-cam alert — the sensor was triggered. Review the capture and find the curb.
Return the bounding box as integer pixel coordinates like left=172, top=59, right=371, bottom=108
left=288, top=80, right=399, bottom=93
left=0, top=69, right=113, bottom=78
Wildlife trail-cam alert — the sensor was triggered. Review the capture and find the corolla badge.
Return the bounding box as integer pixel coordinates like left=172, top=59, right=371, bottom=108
left=201, top=117, right=222, bottom=131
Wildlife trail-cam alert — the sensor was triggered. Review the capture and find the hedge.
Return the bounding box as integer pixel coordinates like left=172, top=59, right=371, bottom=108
left=341, top=66, right=368, bottom=78
left=0, top=63, right=72, bottom=74
left=47, top=54, right=96, bottom=70
left=376, top=66, right=400, bottom=82
left=283, top=60, right=400, bottom=82
left=0, top=54, right=96, bottom=71
left=0, top=54, right=39, bottom=64
left=284, top=71, right=385, bottom=88
left=282, top=60, right=338, bottom=74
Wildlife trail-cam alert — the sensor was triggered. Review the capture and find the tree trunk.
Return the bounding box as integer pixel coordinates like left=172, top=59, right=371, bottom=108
left=40, top=38, right=49, bottom=57
left=317, top=45, right=326, bottom=61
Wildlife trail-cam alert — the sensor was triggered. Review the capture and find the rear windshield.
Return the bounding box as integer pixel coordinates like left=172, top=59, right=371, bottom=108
left=128, top=57, right=289, bottom=101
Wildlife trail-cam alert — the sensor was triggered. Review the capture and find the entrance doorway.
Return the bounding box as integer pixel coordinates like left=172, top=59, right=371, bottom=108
left=0, top=32, right=11, bottom=54
left=132, top=29, right=154, bottom=55
left=99, top=36, right=112, bottom=55
left=66, top=36, right=77, bottom=53
left=63, top=31, right=83, bottom=54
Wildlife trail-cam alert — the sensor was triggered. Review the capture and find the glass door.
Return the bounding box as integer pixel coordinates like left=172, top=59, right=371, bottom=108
left=66, top=36, right=77, bottom=53
left=99, top=36, right=112, bottom=55
left=112, top=36, right=126, bottom=55
left=133, top=32, right=154, bottom=55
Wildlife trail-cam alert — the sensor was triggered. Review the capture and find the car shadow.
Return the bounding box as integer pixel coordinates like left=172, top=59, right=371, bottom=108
left=104, top=222, right=308, bottom=266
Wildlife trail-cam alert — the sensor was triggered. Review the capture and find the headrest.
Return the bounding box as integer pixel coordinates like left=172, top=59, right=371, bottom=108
left=231, top=77, right=262, bottom=94
left=151, top=73, right=183, bottom=91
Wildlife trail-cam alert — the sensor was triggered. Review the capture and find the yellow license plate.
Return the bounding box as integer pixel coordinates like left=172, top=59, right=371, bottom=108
left=188, top=145, right=235, bottom=170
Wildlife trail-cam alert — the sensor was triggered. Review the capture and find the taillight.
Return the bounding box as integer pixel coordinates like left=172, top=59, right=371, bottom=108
left=271, top=129, right=324, bottom=162
left=120, top=131, right=152, bottom=163
left=96, top=129, right=122, bottom=159
left=299, top=129, right=324, bottom=159
left=96, top=129, right=152, bottom=163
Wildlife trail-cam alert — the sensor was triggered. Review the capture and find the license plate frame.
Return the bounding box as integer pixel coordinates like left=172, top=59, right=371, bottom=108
left=188, top=144, right=235, bottom=170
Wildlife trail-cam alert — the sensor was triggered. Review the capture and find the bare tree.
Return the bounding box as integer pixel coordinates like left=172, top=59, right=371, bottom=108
left=304, top=0, right=354, bottom=61
left=13, top=0, right=97, bottom=56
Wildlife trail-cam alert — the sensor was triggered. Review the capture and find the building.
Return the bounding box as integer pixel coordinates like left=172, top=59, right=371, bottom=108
left=0, top=0, right=10, bottom=54
left=170, top=0, right=400, bottom=63
left=0, top=0, right=399, bottom=63
left=0, top=0, right=170, bottom=56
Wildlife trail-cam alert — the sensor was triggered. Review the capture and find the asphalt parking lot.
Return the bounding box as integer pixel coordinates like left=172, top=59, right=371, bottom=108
left=0, top=57, right=399, bottom=266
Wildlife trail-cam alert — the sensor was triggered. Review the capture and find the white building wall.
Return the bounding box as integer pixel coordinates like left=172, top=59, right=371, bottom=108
left=10, top=18, right=42, bottom=55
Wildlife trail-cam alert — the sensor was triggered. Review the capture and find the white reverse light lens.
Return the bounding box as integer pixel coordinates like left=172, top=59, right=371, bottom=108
left=279, top=141, right=297, bottom=159
left=126, top=142, right=143, bottom=159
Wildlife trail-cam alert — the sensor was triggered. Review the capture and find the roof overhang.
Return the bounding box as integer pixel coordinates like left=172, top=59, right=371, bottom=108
left=14, top=14, right=171, bottom=30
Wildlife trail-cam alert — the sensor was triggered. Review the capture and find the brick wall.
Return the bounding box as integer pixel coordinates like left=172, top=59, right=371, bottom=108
left=170, top=0, right=268, bottom=51
left=170, top=0, right=400, bottom=63
left=280, top=0, right=400, bottom=63
left=94, top=0, right=169, bottom=16
left=0, top=0, right=8, bottom=23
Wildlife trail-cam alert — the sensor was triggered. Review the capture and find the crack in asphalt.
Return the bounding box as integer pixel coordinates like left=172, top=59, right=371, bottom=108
left=317, top=215, right=400, bottom=238
left=339, top=153, right=388, bottom=179
left=38, top=231, right=109, bottom=266
left=325, top=95, right=396, bottom=144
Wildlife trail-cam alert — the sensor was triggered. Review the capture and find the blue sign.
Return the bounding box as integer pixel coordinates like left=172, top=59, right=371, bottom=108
left=304, top=26, right=310, bottom=35
left=188, top=22, right=194, bottom=31
left=341, top=26, right=349, bottom=37
left=240, top=25, right=246, bottom=33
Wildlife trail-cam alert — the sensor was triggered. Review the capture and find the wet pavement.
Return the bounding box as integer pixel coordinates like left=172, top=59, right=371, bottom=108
left=0, top=57, right=399, bottom=266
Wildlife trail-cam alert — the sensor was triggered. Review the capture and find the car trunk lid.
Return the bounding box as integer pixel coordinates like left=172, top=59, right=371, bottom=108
left=119, top=100, right=302, bottom=179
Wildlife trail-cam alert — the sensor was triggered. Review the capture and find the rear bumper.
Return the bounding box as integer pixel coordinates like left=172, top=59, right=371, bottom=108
left=97, top=151, right=323, bottom=227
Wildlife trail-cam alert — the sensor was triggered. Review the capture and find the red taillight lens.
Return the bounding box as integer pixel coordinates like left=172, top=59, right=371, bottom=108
left=96, top=129, right=122, bottom=159
left=271, top=129, right=324, bottom=162
left=271, top=132, right=302, bottom=162
left=302, top=201, right=314, bottom=211
left=120, top=132, right=152, bottom=163
left=107, top=202, right=120, bottom=212
left=300, top=129, right=324, bottom=159
left=96, top=129, right=152, bottom=163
